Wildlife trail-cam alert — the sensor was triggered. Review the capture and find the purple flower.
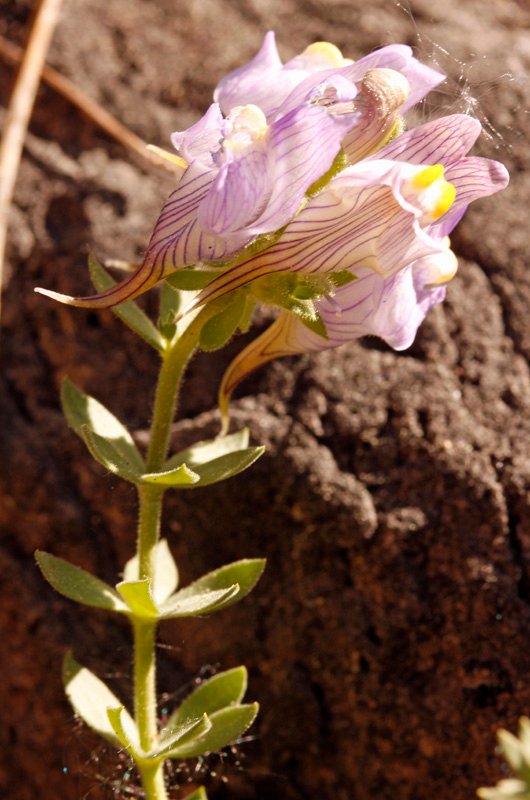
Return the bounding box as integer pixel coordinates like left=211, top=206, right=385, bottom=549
left=36, top=36, right=441, bottom=309
left=195, top=115, right=507, bottom=305
left=213, top=114, right=508, bottom=410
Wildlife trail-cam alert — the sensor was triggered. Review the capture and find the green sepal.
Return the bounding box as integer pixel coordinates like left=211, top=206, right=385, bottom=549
left=199, top=291, right=247, bottom=352
left=181, top=789, right=208, bottom=800
left=161, top=559, right=266, bottom=617
left=141, top=463, right=200, bottom=487
left=82, top=426, right=143, bottom=482
left=162, top=430, right=265, bottom=488
left=165, top=667, right=247, bottom=734
left=238, top=296, right=256, bottom=334
left=88, top=253, right=165, bottom=352
left=35, top=550, right=127, bottom=612
left=166, top=269, right=223, bottom=291
left=149, top=714, right=212, bottom=759
left=305, top=148, right=349, bottom=199
left=158, top=281, right=182, bottom=339
left=116, top=579, right=159, bottom=619
left=166, top=703, right=259, bottom=759
left=159, top=584, right=240, bottom=618
left=123, top=539, right=178, bottom=603
left=61, top=378, right=144, bottom=477
left=299, top=312, right=328, bottom=340
left=107, top=706, right=141, bottom=753
left=328, top=269, right=356, bottom=288
left=63, top=652, right=137, bottom=746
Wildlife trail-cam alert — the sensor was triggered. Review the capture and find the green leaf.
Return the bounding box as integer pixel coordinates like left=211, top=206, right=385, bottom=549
left=61, top=378, right=144, bottom=473
left=181, top=789, right=208, bottom=800
left=162, top=559, right=266, bottom=616
left=63, top=652, right=137, bottom=746
left=166, top=269, right=223, bottom=291
left=36, top=551, right=126, bottom=612
left=158, top=281, right=182, bottom=339
left=141, top=463, right=200, bottom=487
left=165, top=429, right=250, bottom=471
left=199, top=291, right=247, bottom=352
left=167, top=703, right=259, bottom=758
left=150, top=714, right=212, bottom=758
left=116, top=579, right=159, bottom=618
left=184, top=447, right=265, bottom=488
left=88, top=253, right=165, bottom=352
left=82, top=426, right=143, bottom=482
left=159, top=585, right=240, bottom=618
left=165, top=668, right=248, bottom=735
left=107, top=706, right=141, bottom=753
left=123, top=539, right=178, bottom=603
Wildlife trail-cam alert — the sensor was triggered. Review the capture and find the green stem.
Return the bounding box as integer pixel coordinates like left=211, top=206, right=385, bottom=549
left=132, top=306, right=215, bottom=800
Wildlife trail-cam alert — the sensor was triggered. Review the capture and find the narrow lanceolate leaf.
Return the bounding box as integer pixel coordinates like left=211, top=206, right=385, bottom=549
left=181, top=447, right=265, bottom=488
left=150, top=714, right=212, bottom=759
left=88, top=253, right=165, bottom=352
left=36, top=551, right=127, bottom=612
left=165, top=559, right=266, bottom=614
left=141, top=463, right=200, bottom=487
left=165, top=667, right=248, bottom=734
left=116, top=579, right=159, bottom=619
left=165, top=429, right=251, bottom=471
left=123, top=539, right=178, bottom=602
left=83, top=426, right=143, bottom=483
left=159, top=585, right=240, bottom=619
left=63, top=652, right=137, bottom=746
left=161, top=430, right=264, bottom=488
left=106, top=706, right=141, bottom=753
left=199, top=291, right=247, bottom=352
left=166, top=703, right=259, bottom=759
left=61, top=378, right=144, bottom=472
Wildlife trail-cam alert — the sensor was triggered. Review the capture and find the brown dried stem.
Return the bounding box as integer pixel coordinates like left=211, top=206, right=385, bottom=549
left=0, top=0, right=64, bottom=322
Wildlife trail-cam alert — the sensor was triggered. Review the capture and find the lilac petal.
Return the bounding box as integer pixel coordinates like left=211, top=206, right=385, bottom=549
left=199, top=97, right=357, bottom=238
left=142, top=161, right=252, bottom=277
left=198, top=145, right=271, bottom=235
left=376, top=114, right=482, bottom=166
left=317, top=265, right=446, bottom=351
left=170, top=103, right=224, bottom=167
left=213, top=32, right=287, bottom=118
left=431, top=155, right=510, bottom=237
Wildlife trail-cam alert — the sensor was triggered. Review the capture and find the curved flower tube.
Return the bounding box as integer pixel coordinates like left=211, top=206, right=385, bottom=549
left=218, top=249, right=454, bottom=418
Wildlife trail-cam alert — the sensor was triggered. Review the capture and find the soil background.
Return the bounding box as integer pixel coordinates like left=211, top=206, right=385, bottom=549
left=1, top=1, right=530, bottom=799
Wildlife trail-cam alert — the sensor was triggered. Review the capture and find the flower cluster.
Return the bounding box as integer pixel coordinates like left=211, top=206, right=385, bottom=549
left=38, top=32, right=509, bottom=409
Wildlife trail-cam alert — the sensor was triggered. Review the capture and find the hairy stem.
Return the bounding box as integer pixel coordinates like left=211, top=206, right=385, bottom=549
left=132, top=306, right=214, bottom=799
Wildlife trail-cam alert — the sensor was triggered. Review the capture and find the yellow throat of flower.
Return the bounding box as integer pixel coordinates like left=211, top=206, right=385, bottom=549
left=409, top=164, right=457, bottom=222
